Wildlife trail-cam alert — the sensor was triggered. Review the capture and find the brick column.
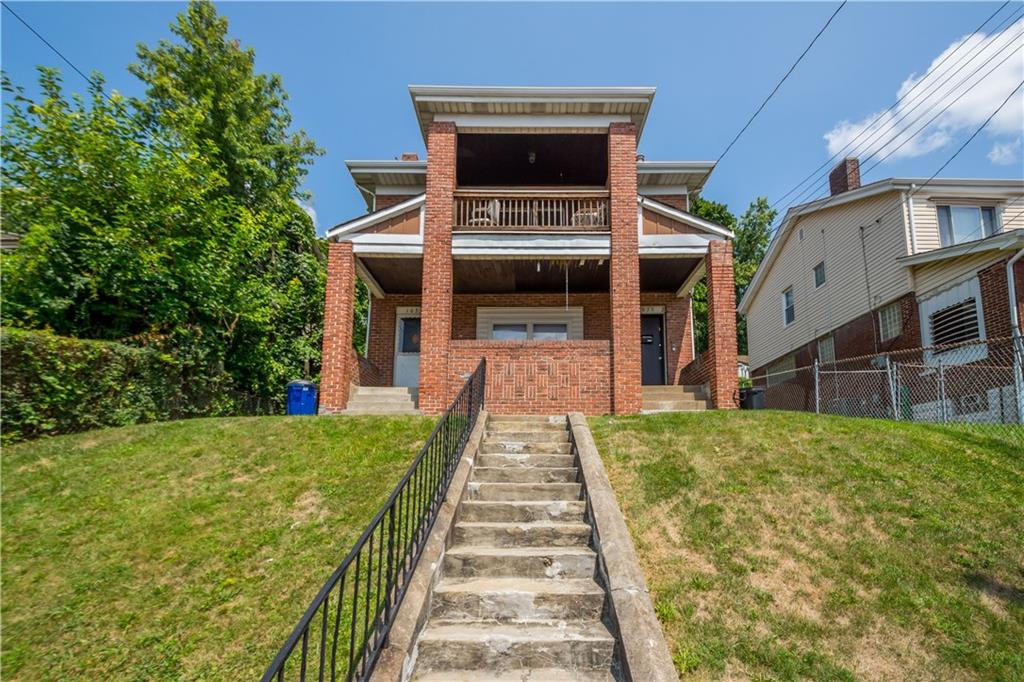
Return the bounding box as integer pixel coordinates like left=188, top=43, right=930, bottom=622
left=706, top=239, right=739, bottom=409
left=608, top=122, right=641, bottom=414
left=319, top=241, right=356, bottom=414
left=418, top=121, right=457, bottom=414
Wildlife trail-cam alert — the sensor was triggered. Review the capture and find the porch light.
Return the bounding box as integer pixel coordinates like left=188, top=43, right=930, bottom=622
left=528, top=150, right=536, bottom=165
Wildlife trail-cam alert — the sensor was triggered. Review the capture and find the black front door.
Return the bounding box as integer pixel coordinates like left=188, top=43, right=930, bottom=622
left=641, top=314, right=665, bottom=385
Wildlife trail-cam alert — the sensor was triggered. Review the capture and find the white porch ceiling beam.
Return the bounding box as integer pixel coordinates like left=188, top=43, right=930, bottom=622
left=676, top=260, right=706, bottom=298
left=355, top=258, right=386, bottom=299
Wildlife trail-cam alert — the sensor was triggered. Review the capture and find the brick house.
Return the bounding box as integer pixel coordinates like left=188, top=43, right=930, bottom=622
left=739, top=157, right=1024, bottom=377
left=319, top=85, right=739, bottom=415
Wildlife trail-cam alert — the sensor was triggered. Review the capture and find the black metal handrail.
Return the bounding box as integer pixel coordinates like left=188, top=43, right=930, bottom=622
left=261, top=360, right=486, bottom=682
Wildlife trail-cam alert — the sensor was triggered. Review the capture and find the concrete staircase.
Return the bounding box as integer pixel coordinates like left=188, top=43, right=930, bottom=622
left=641, top=384, right=710, bottom=413
left=410, top=415, right=615, bottom=681
left=343, top=386, right=420, bottom=415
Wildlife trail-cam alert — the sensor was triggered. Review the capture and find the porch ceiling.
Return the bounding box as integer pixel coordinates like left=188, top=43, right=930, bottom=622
left=454, top=258, right=609, bottom=294
left=640, top=257, right=702, bottom=293
left=360, top=256, right=423, bottom=294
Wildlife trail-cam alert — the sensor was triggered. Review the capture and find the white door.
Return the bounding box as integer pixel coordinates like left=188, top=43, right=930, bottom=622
left=394, top=308, right=421, bottom=389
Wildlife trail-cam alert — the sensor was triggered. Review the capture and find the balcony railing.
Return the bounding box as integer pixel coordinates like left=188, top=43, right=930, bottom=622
left=453, top=189, right=609, bottom=232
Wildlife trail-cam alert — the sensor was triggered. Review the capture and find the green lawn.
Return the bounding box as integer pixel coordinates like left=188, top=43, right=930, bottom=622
left=1, top=415, right=433, bottom=681
left=590, top=411, right=1023, bottom=681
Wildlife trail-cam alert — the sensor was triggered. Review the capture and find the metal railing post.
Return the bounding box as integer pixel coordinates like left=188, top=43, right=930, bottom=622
left=814, top=359, right=820, bottom=415
left=937, top=361, right=947, bottom=424
left=1013, top=334, right=1024, bottom=425
left=885, top=356, right=898, bottom=421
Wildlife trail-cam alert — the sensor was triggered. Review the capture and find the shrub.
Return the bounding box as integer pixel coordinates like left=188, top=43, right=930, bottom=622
left=1, top=328, right=255, bottom=444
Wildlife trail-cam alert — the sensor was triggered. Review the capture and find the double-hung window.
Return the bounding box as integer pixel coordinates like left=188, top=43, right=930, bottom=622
left=782, top=288, right=795, bottom=326
left=936, top=205, right=999, bottom=247
left=813, top=261, right=826, bottom=288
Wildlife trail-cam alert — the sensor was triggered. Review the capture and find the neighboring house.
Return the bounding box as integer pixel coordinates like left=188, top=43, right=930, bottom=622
left=737, top=355, right=750, bottom=380
left=320, top=85, right=739, bottom=415
left=739, top=157, right=1024, bottom=377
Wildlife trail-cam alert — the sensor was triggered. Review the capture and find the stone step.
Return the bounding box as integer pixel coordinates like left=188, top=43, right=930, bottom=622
left=487, top=415, right=565, bottom=423
left=641, top=399, right=708, bottom=412
left=459, top=500, right=586, bottom=523
left=351, top=386, right=415, bottom=396
left=477, top=453, right=576, bottom=468
left=483, top=431, right=570, bottom=444
left=467, top=482, right=581, bottom=502
left=414, top=621, right=615, bottom=673
left=346, top=396, right=417, bottom=407
left=642, top=384, right=706, bottom=396
left=443, top=546, right=597, bottom=580
left=342, top=407, right=421, bottom=416
left=430, top=578, right=605, bottom=622
left=479, top=442, right=573, bottom=455
left=486, top=421, right=567, bottom=433
left=453, top=522, right=591, bottom=548
left=414, top=668, right=614, bottom=681
left=471, top=467, right=578, bottom=484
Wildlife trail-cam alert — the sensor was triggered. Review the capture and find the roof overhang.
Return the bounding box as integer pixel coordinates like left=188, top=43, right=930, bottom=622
left=345, top=161, right=427, bottom=210
left=409, top=85, right=656, bottom=142
left=898, top=228, right=1024, bottom=268
left=639, top=196, right=734, bottom=239
left=738, top=177, right=1024, bottom=314
left=637, top=161, right=716, bottom=195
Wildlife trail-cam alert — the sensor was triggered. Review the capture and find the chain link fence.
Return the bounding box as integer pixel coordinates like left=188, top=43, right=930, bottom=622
left=751, top=336, right=1024, bottom=444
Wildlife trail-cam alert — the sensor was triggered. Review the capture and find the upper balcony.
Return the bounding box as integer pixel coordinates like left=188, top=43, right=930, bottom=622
left=453, top=188, right=609, bottom=232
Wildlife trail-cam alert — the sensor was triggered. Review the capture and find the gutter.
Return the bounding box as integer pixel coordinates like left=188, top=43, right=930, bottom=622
left=904, top=188, right=918, bottom=255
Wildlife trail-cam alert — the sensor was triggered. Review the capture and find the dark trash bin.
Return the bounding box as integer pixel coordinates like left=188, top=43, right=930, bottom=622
left=740, top=387, right=765, bottom=410
left=286, top=380, right=318, bottom=415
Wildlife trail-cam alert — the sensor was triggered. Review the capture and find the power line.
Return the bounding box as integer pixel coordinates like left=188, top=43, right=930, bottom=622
left=694, top=0, right=847, bottom=194
left=771, top=0, right=1017, bottom=208
left=773, top=9, right=1024, bottom=220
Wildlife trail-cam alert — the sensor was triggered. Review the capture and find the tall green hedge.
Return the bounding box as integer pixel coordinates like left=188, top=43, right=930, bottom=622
left=1, top=328, right=252, bottom=444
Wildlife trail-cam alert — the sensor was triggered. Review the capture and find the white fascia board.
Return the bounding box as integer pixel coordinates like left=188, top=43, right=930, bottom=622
left=376, top=185, right=425, bottom=196
left=897, top=229, right=1024, bottom=267
left=452, top=232, right=610, bottom=258
left=434, top=114, right=630, bottom=129
left=352, top=243, right=424, bottom=257
left=639, top=246, right=714, bottom=258
left=638, top=185, right=689, bottom=196
left=345, top=160, right=427, bottom=174
left=638, top=197, right=734, bottom=238
left=326, top=195, right=425, bottom=239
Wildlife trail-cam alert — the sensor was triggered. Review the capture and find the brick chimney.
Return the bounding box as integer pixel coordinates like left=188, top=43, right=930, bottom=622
left=400, top=152, right=419, bottom=161
left=829, top=157, right=861, bottom=196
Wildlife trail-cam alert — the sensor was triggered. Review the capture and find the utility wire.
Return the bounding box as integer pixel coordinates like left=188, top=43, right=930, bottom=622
left=780, top=15, right=1024, bottom=216
left=772, top=0, right=1017, bottom=208
left=694, top=0, right=847, bottom=194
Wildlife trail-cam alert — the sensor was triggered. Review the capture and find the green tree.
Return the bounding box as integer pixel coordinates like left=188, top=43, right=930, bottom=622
left=688, top=196, right=774, bottom=355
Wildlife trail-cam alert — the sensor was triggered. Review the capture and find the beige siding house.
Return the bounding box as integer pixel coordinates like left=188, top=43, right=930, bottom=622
left=739, top=158, right=1024, bottom=373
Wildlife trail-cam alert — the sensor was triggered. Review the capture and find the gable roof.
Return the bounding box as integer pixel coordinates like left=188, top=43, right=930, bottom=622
left=325, top=194, right=424, bottom=240
left=639, top=196, right=735, bottom=239
left=738, top=177, right=1024, bottom=314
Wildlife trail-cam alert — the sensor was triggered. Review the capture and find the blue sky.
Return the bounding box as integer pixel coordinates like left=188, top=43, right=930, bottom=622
left=3, top=2, right=1022, bottom=234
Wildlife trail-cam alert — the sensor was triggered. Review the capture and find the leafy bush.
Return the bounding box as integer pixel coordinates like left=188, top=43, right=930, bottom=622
left=1, top=328, right=254, bottom=444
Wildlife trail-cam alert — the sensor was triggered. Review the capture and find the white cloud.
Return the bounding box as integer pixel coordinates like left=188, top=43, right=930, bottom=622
left=824, top=19, right=1024, bottom=164
left=988, top=137, right=1022, bottom=165
left=296, top=198, right=318, bottom=229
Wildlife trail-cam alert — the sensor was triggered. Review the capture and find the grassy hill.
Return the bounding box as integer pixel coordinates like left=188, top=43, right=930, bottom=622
left=1, top=415, right=433, bottom=680
left=590, top=411, right=1023, bottom=681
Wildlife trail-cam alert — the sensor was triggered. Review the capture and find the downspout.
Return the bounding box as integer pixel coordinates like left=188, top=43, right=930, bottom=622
left=904, top=188, right=919, bottom=255
left=1007, top=247, right=1024, bottom=423
left=356, top=183, right=376, bottom=212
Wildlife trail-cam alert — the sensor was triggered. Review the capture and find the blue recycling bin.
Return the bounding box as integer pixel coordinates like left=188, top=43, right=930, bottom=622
left=286, top=380, right=318, bottom=415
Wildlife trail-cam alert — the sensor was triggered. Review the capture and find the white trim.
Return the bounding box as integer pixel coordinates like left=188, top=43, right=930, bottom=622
left=638, top=185, right=689, bottom=196
left=638, top=196, right=734, bottom=238
left=376, top=185, right=426, bottom=196
left=898, top=229, right=1024, bottom=267
left=641, top=305, right=666, bottom=314
left=433, top=113, right=630, bottom=130
left=782, top=287, right=795, bottom=327
left=355, top=259, right=386, bottom=299
left=326, top=195, right=426, bottom=239
left=453, top=232, right=609, bottom=258
left=676, top=260, right=706, bottom=298
left=639, top=233, right=718, bottom=258
left=393, top=310, right=422, bottom=389
left=689, top=297, right=696, bottom=360
left=419, top=205, right=425, bottom=236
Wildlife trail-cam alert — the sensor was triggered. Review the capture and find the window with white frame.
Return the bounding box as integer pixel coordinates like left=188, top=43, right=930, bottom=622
left=782, top=287, right=795, bottom=326
left=936, top=205, right=999, bottom=247
left=813, top=261, right=826, bottom=288
left=477, top=307, right=582, bottom=341
left=878, top=302, right=902, bottom=342
left=817, top=335, right=835, bottom=364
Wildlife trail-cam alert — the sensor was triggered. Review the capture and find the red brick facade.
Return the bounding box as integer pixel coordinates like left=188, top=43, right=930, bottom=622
left=705, top=240, right=739, bottom=408
left=608, top=122, right=642, bottom=414
left=374, top=194, right=418, bottom=210
left=319, top=242, right=356, bottom=414
left=419, top=121, right=457, bottom=413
